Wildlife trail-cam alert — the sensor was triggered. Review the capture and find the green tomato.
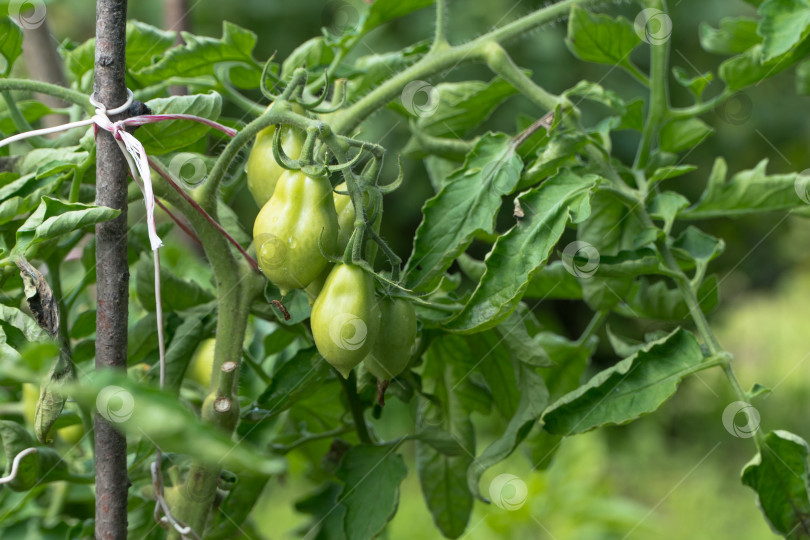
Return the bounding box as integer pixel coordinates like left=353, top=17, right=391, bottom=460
left=311, top=264, right=381, bottom=377
left=364, top=298, right=417, bottom=380
left=245, top=106, right=306, bottom=207
left=187, top=338, right=216, bottom=387
left=253, top=170, right=339, bottom=295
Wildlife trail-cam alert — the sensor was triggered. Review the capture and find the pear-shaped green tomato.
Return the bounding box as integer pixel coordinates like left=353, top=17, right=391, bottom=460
left=311, top=264, right=381, bottom=377
left=246, top=112, right=306, bottom=207
left=253, top=170, right=339, bottom=295
left=364, top=298, right=417, bottom=380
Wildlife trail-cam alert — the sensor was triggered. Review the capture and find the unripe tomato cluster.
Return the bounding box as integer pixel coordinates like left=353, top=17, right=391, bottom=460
left=247, top=113, right=417, bottom=380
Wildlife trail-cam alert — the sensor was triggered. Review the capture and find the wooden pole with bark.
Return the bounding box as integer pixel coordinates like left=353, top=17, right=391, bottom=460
left=93, top=0, right=130, bottom=538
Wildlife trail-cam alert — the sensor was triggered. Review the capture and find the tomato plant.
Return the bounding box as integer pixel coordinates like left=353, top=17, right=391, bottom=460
left=1, top=0, right=810, bottom=538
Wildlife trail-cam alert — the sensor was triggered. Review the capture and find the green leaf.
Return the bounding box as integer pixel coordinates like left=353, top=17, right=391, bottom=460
left=255, top=348, right=332, bottom=416
left=126, top=21, right=177, bottom=72
left=594, top=248, right=663, bottom=278
left=520, top=133, right=587, bottom=187
left=336, top=444, right=407, bottom=540
left=409, top=428, right=464, bottom=456
left=0, top=101, right=54, bottom=135
left=135, top=22, right=258, bottom=84
left=494, top=308, right=553, bottom=367
left=0, top=421, right=70, bottom=491
left=578, top=188, right=652, bottom=256
left=68, top=371, right=285, bottom=475
left=13, top=196, right=120, bottom=256
left=742, top=430, right=810, bottom=538
left=417, top=335, right=478, bottom=538
left=19, top=146, right=89, bottom=178
left=683, top=157, right=809, bottom=218
left=659, top=117, right=713, bottom=153
left=649, top=164, right=697, bottom=184
left=63, top=21, right=178, bottom=89
left=127, top=313, right=158, bottom=364
left=444, top=171, right=597, bottom=333
left=672, top=67, right=713, bottom=100
left=0, top=18, right=23, bottom=76
left=648, top=191, right=690, bottom=233
left=758, top=0, right=810, bottom=60
left=525, top=334, right=596, bottom=469
left=135, top=253, right=214, bottom=312
left=358, top=0, right=434, bottom=35
left=35, top=350, right=75, bottom=444
left=719, top=35, right=810, bottom=90
left=295, top=484, right=347, bottom=540
left=402, top=78, right=517, bottom=138
left=468, top=363, right=547, bottom=500
left=615, top=274, right=719, bottom=321
left=670, top=226, right=725, bottom=278
left=566, top=6, right=641, bottom=67
left=139, top=92, right=223, bottom=155
left=699, top=18, right=761, bottom=55
left=466, top=331, right=519, bottom=419
left=542, top=328, right=705, bottom=434
left=523, top=261, right=583, bottom=300
left=0, top=305, right=49, bottom=343
left=148, top=313, right=208, bottom=391
left=405, top=133, right=523, bottom=292
left=282, top=37, right=335, bottom=75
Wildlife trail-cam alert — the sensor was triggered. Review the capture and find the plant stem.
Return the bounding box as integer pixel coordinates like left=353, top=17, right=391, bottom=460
left=93, top=0, right=130, bottom=537
left=0, top=90, right=47, bottom=147
left=485, top=43, right=559, bottom=111
left=338, top=370, right=372, bottom=444
left=645, top=212, right=764, bottom=448
left=634, top=0, right=670, bottom=170
left=0, top=79, right=90, bottom=110
left=432, top=0, right=450, bottom=50
left=668, top=88, right=735, bottom=119
left=271, top=426, right=352, bottom=454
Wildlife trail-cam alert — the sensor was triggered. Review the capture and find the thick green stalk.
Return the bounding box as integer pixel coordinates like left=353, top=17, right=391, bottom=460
left=152, top=163, right=265, bottom=537
left=635, top=0, right=670, bottom=171
left=0, top=79, right=90, bottom=110
left=484, top=42, right=560, bottom=110
left=432, top=0, right=450, bottom=51
left=332, top=0, right=610, bottom=134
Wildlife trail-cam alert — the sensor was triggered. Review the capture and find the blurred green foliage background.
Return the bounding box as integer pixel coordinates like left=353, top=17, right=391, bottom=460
left=28, top=0, right=810, bottom=537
